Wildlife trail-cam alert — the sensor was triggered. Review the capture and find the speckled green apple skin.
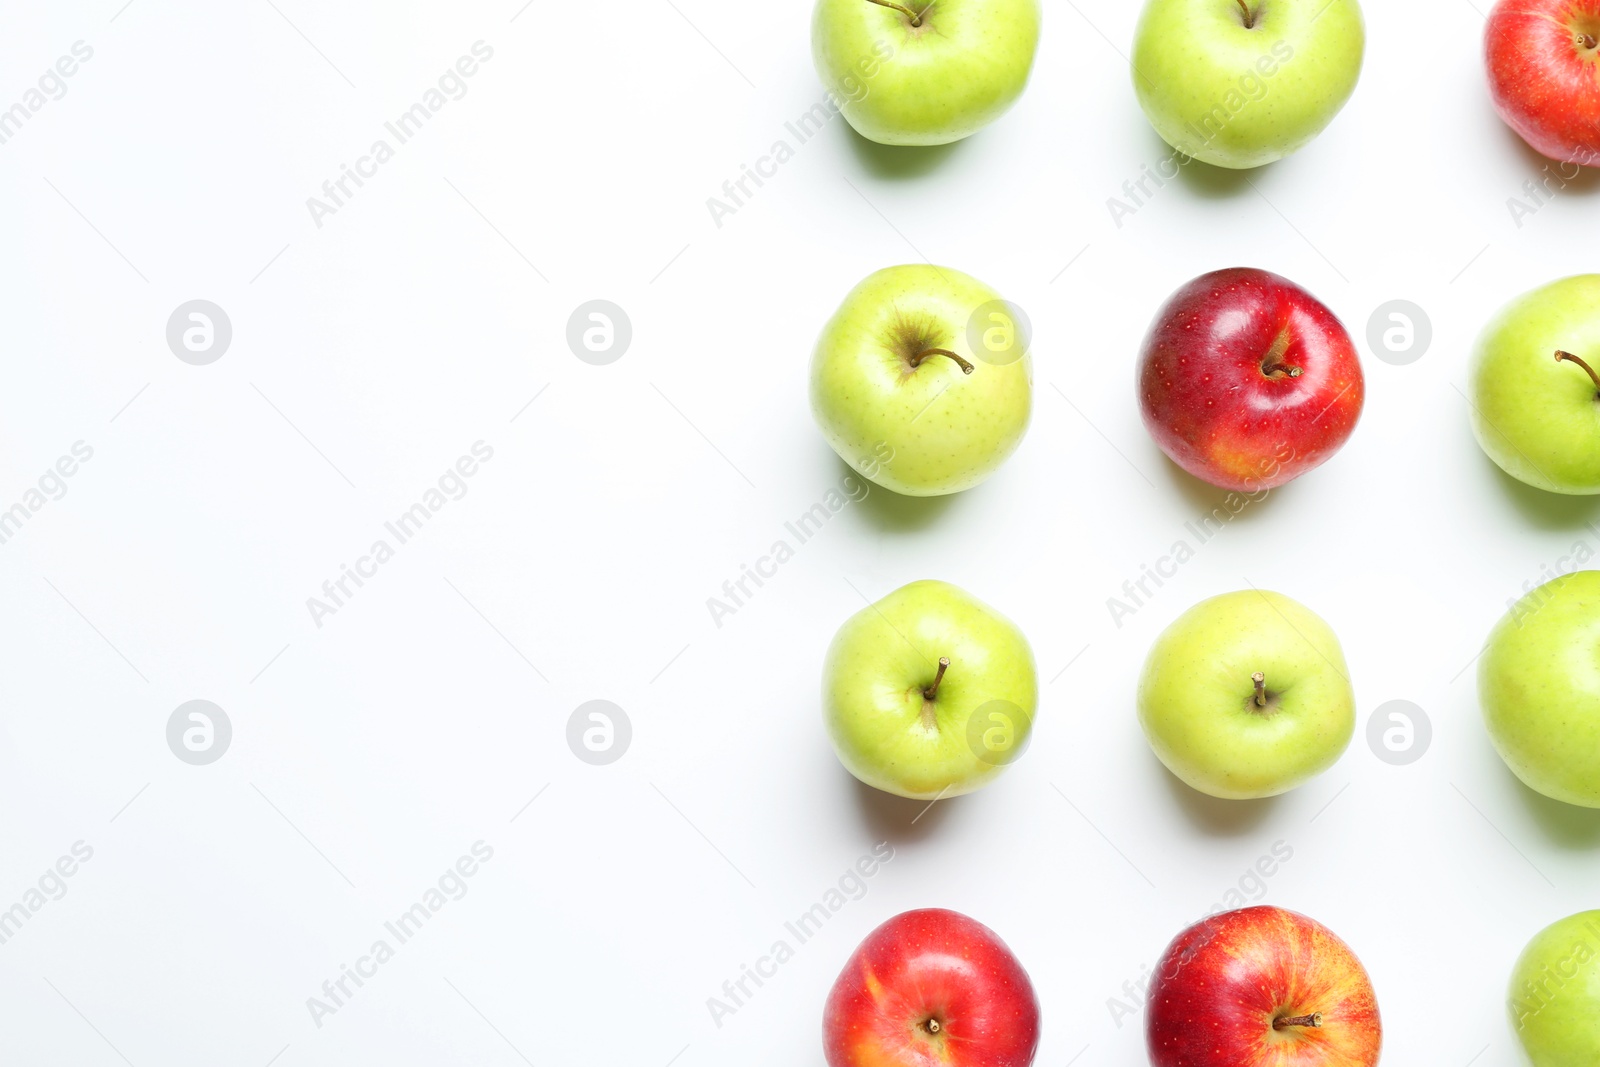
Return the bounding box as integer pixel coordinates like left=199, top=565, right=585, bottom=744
left=812, top=0, right=1040, bottom=146
left=1137, top=590, right=1355, bottom=799
left=1480, top=571, right=1600, bottom=807
left=811, top=264, right=1032, bottom=497
left=1508, top=910, right=1600, bottom=1065
left=1132, top=0, right=1364, bottom=169
left=823, top=580, right=1037, bottom=800
left=1469, top=275, right=1600, bottom=495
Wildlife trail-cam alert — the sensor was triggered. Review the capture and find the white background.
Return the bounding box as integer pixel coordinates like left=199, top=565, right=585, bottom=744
left=0, top=1, right=1595, bottom=1065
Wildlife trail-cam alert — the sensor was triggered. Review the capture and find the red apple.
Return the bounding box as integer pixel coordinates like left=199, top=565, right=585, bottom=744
left=1486, top=0, right=1600, bottom=166
left=1137, top=267, right=1364, bottom=492
left=1146, top=905, right=1381, bottom=1067
left=823, top=908, right=1039, bottom=1067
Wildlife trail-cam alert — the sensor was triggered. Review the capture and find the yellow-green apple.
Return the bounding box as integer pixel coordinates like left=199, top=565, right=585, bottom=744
left=1137, top=589, right=1355, bottom=799
left=1137, top=267, right=1364, bottom=492
left=824, top=908, right=1040, bottom=1067
left=1131, top=0, right=1365, bottom=169
left=812, top=265, right=1032, bottom=497
left=1486, top=0, right=1600, bottom=166
left=1479, top=570, right=1600, bottom=806
left=1468, top=275, right=1600, bottom=494
left=1147, top=906, right=1381, bottom=1067
left=823, top=579, right=1036, bottom=799
left=812, top=0, right=1040, bottom=146
left=1508, top=910, right=1600, bottom=1065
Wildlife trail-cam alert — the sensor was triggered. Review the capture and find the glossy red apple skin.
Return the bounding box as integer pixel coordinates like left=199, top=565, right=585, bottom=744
left=823, top=908, right=1039, bottom=1067
left=1137, top=268, right=1364, bottom=492
left=1147, top=905, right=1381, bottom=1067
left=1485, top=0, right=1600, bottom=166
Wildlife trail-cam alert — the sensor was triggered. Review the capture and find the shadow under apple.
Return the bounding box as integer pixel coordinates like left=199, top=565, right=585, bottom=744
left=847, top=457, right=963, bottom=533
left=1505, top=765, right=1600, bottom=849
left=842, top=126, right=967, bottom=181
left=1482, top=455, right=1600, bottom=530
left=1502, top=124, right=1600, bottom=197
left=1144, top=130, right=1259, bottom=200
left=1156, top=450, right=1285, bottom=528
left=848, top=772, right=954, bottom=844
left=1159, top=762, right=1280, bottom=837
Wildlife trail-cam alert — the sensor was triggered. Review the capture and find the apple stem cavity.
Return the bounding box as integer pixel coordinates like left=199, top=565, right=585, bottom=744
left=1252, top=671, right=1267, bottom=708
left=1234, top=0, right=1257, bottom=28
left=1555, top=350, right=1600, bottom=395
left=1259, top=329, right=1301, bottom=379
left=924, top=657, right=951, bottom=701
left=912, top=348, right=975, bottom=375
left=863, top=0, right=926, bottom=25
left=1273, top=1013, right=1323, bottom=1030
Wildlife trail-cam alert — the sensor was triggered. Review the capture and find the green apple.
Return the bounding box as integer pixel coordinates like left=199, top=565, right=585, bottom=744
left=811, top=0, right=1040, bottom=146
left=1131, top=0, right=1365, bottom=169
left=1509, top=910, right=1600, bottom=1065
left=1479, top=570, right=1600, bottom=807
left=1469, top=275, right=1600, bottom=495
left=823, top=579, right=1037, bottom=799
left=1137, top=589, right=1355, bottom=799
left=811, top=264, right=1032, bottom=497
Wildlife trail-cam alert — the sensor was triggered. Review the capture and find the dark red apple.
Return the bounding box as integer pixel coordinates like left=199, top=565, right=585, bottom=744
left=1147, top=905, right=1381, bottom=1067
left=1486, top=0, right=1600, bottom=166
left=823, top=908, right=1039, bottom=1067
left=1137, top=267, right=1364, bottom=492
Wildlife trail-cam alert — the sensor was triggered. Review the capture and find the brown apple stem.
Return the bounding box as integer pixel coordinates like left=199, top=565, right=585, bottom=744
left=911, top=348, right=975, bottom=375
left=1235, top=0, right=1256, bottom=27
left=1580, top=32, right=1598, bottom=49
left=923, top=657, right=950, bottom=701
left=1263, top=362, right=1303, bottom=378
left=1555, top=350, right=1600, bottom=393
left=863, top=0, right=924, bottom=24
left=922, top=1018, right=942, bottom=1035
left=1273, top=1013, right=1323, bottom=1030
left=1252, top=672, right=1267, bottom=707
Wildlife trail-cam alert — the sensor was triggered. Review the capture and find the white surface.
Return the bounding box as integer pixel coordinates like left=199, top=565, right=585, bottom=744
left=0, top=1, right=1595, bottom=1065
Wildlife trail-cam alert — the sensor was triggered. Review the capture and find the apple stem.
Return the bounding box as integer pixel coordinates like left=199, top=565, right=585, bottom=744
left=922, top=1018, right=942, bottom=1035
left=1273, top=1013, right=1323, bottom=1030
left=1580, top=32, right=1598, bottom=49
left=923, top=657, right=950, bottom=701
left=1252, top=671, right=1267, bottom=707
left=911, top=348, right=975, bottom=375
left=863, top=0, right=925, bottom=25
left=1555, top=350, right=1600, bottom=394
left=1235, top=0, right=1256, bottom=28
left=1263, top=362, right=1302, bottom=378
